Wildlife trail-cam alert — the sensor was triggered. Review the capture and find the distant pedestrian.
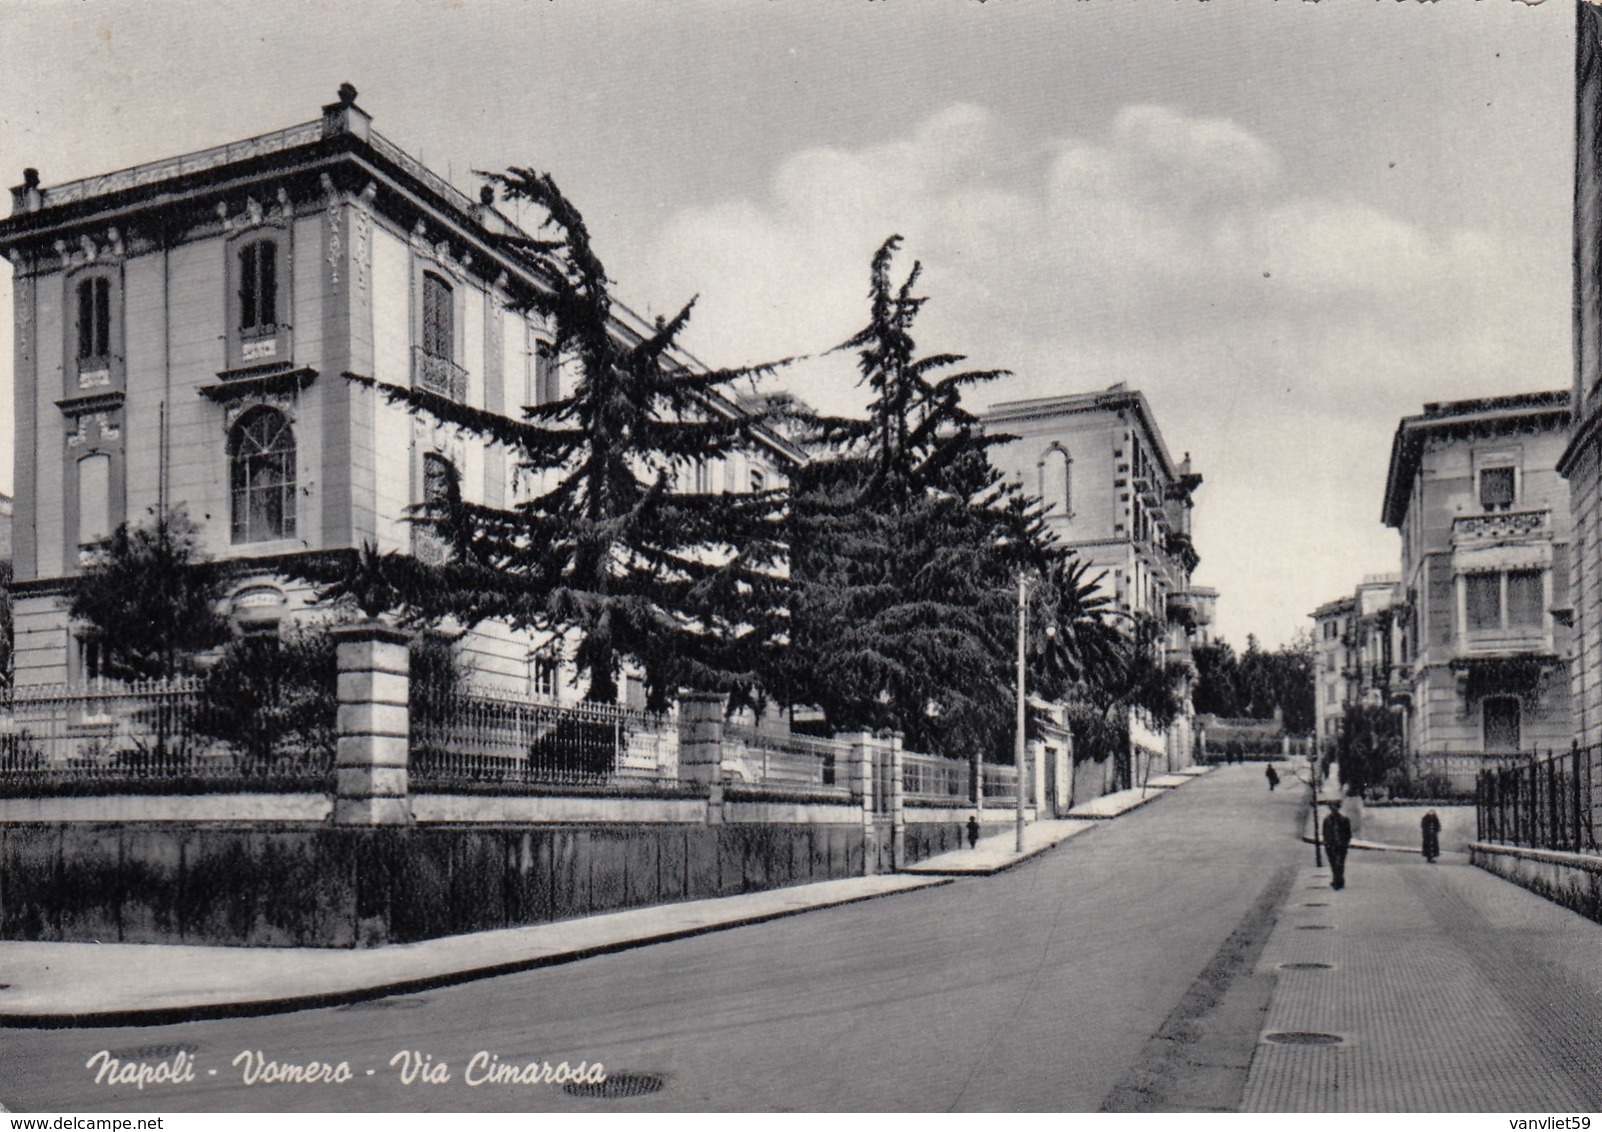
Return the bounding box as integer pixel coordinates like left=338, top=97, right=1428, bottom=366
left=1421, top=809, right=1441, bottom=863
left=1265, top=765, right=1280, bottom=791
left=966, top=814, right=980, bottom=850
left=1322, top=799, right=1353, bottom=891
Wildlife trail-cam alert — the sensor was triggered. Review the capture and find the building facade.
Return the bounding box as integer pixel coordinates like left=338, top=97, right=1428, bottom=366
left=1382, top=392, right=1574, bottom=758
left=983, top=383, right=1205, bottom=772
left=1310, top=594, right=1356, bottom=746
left=1309, top=575, right=1403, bottom=752
left=1565, top=2, right=1602, bottom=753
left=0, top=87, right=795, bottom=697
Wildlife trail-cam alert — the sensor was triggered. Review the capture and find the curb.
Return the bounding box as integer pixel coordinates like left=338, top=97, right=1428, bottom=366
left=900, top=822, right=1106, bottom=876
left=0, top=876, right=952, bottom=1030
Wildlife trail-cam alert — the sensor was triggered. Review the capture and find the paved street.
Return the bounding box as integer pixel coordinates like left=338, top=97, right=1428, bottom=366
left=2, top=764, right=1599, bottom=1112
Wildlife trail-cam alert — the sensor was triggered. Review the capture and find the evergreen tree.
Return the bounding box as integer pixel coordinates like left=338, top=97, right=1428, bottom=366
left=190, top=629, right=337, bottom=770
left=68, top=506, right=232, bottom=681
left=1191, top=640, right=1242, bottom=717
left=782, top=236, right=1025, bottom=757
left=0, top=560, right=12, bottom=692
left=329, top=169, right=790, bottom=710
left=1336, top=701, right=1404, bottom=797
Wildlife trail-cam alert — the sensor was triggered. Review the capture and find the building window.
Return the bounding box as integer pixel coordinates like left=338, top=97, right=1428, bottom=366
left=414, top=452, right=456, bottom=564
left=1466, top=573, right=1501, bottom=632
left=1466, top=569, right=1546, bottom=634
left=1507, top=570, right=1543, bottom=628
left=76, top=277, right=111, bottom=364
left=238, top=240, right=278, bottom=333
left=414, top=271, right=465, bottom=400
left=533, top=341, right=559, bottom=405
left=1039, top=446, right=1072, bottom=516
left=530, top=652, right=560, bottom=700
left=1484, top=696, right=1521, bottom=752
left=67, top=269, right=122, bottom=391
left=227, top=230, right=290, bottom=369
left=76, top=453, right=111, bottom=547
left=1479, top=466, right=1516, bottom=512
left=423, top=273, right=453, bottom=359
left=229, top=407, right=296, bottom=543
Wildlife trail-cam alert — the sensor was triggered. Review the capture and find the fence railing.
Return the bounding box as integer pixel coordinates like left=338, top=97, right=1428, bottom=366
left=724, top=725, right=845, bottom=789
left=982, top=761, right=1020, bottom=801
left=902, top=751, right=969, bottom=802
left=410, top=690, right=677, bottom=788
left=1404, top=752, right=1503, bottom=798
left=1477, top=745, right=1601, bottom=855
left=0, top=679, right=334, bottom=790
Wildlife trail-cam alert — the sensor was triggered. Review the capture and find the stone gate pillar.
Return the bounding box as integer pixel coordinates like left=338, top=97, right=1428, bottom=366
left=890, top=732, right=906, bottom=869
left=677, top=692, right=727, bottom=786
left=331, top=620, right=412, bottom=826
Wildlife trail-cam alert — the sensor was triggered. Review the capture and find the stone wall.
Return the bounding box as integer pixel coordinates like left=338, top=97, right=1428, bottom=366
left=1471, top=843, right=1602, bottom=925
left=0, top=819, right=877, bottom=948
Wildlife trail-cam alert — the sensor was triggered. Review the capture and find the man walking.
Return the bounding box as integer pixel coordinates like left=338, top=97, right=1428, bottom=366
left=1322, top=799, right=1353, bottom=891
left=1265, top=764, right=1280, bottom=791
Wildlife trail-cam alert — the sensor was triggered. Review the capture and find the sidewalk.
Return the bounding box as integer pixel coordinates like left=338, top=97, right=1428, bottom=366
left=1242, top=851, right=1602, bottom=1111
left=0, top=874, right=947, bottom=1028
left=903, top=770, right=1208, bottom=875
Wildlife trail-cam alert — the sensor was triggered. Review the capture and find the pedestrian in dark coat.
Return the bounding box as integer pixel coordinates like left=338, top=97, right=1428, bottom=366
left=1421, top=809, right=1441, bottom=863
left=1265, top=765, right=1280, bottom=791
left=966, top=814, right=981, bottom=850
left=1322, top=800, right=1353, bottom=890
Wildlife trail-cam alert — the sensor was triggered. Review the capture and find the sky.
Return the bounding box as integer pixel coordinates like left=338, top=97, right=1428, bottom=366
left=0, top=0, right=1579, bottom=649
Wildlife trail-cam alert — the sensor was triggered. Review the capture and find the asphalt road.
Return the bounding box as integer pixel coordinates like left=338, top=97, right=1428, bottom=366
left=0, top=765, right=1311, bottom=1112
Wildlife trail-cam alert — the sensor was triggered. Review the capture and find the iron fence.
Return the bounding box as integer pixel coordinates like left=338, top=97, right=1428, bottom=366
left=724, top=724, right=843, bottom=789
left=1400, top=753, right=1500, bottom=799
left=0, top=679, right=334, bottom=791
left=1477, top=745, right=1601, bottom=855
left=411, top=690, right=677, bottom=788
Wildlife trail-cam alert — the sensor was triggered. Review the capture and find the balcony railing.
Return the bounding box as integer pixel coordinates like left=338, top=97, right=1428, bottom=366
left=1453, top=509, right=1550, bottom=547
left=34, top=121, right=326, bottom=209
left=413, top=348, right=468, bottom=402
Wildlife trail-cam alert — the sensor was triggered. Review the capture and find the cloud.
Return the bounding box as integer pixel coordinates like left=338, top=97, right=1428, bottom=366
left=629, top=102, right=1565, bottom=646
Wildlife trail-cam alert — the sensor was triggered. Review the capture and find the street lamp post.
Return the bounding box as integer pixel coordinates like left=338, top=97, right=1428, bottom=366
left=1015, top=573, right=1029, bottom=853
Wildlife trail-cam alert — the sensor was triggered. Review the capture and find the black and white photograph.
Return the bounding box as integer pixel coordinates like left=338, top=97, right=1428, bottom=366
left=0, top=0, right=1598, bottom=1118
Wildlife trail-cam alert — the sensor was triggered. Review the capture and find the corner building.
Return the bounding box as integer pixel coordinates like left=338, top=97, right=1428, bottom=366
left=1383, top=393, right=1573, bottom=759
left=983, top=383, right=1205, bottom=775
left=0, top=88, right=794, bottom=694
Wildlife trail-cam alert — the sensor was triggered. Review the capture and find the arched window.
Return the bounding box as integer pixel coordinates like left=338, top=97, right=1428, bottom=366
left=229, top=407, right=296, bottom=543
left=1039, top=445, right=1072, bottom=517
left=415, top=452, right=457, bottom=563
left=238, top=240, right=278, bottom=333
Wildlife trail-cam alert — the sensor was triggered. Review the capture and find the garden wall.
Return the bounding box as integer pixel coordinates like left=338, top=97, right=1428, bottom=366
left=1470, top=843, right=1602, bottom=925
left=0, top=819, right=880, bottom=948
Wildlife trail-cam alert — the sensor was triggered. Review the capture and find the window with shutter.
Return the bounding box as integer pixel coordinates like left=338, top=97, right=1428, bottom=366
left=423, top=273, right=453, bottom=359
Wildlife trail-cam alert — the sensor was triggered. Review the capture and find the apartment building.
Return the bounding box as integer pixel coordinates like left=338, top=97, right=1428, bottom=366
left=1382, top=392, right=1573, bottom=757
left=983, top=383, right=1205, bottom=771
